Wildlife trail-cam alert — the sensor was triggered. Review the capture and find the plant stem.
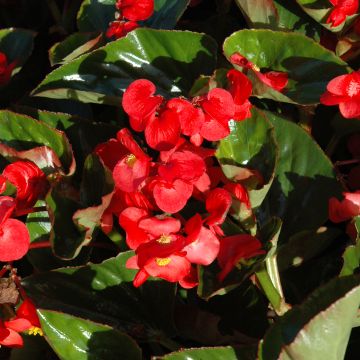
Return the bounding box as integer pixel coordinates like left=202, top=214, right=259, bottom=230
left=325, top=135, right=340, bottom=157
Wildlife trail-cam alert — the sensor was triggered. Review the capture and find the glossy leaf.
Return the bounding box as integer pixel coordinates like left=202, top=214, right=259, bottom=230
left=155, top=346, right=257, bottom=360
left=0, top=110, right=75, bottom=175
left=38, top=310, right=141, bottom=360
left=23, top=252, right=177, bottom=340
left=0, top=28, right=35, bottom=79
left=223, top=29, right=349, bottom=104
left=296, top=0, right=358, bottom=32
left=32, top=29, right=217, bottom=105
left=216, top=108, right=277, bottom=208
left=234, top=0, right=321, bottom=40
left=144, top=0, right=190, bottom=29
left=340, top=217, right=360, bottom=276
left=263, top=110, right=342, bottom=241
left=49, top=32, right=105, bottom=66
left=258, top=275, right=360, bottom=359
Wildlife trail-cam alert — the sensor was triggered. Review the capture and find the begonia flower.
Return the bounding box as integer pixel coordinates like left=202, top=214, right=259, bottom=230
left=0, top=196, right=30, bottom=262
left=2, top=161, right=48, bottom=214
left=217, top=234, right=265, bottom=281
left=0, top=52, right=16, bottom=87
left=0, top=318, right=30, bottom=348
left=320, top=70, right=360, bottom=119
left=329, top=191, right=360, bottom=222
left=205, top=188, right=232, bottom=227
left=115, top=0, right=154, bottom=21
left=230, top=53, right=288, bottom=92
left=106, top=20, right=138, bottom=39
left=326, top=0, right=358, bottom=28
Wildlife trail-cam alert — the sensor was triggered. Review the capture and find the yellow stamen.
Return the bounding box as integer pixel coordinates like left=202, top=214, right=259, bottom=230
left=126, top=154, right=137, bottom=167
left=156, top=258, right=171, bottom=266
left=27, top=326, right=43, bottom=336
left=156, top=235, right=171, bottom=244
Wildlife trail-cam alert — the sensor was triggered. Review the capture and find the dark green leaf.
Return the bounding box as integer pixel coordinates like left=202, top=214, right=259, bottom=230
left=49, top=32, right=105, bottom=66
left=223, top=29, right=349, bottom=104
left=23, top=252, right=177, bottom=340
left=0, top=110, right=75, bottom=175
left=262, top=110, right=342, bottom=241
left=32, top=29, right=217, bottom=105
left=155, top=346, right=257, bottom=360
left=259, top=275, right=360, bottom=359
left=39, top=310, right=141, bottom=360
left=0, top=28, right=35, bottom=81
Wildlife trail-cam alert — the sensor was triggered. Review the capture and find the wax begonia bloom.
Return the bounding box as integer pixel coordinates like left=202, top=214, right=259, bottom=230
left=205, top=188, right=232, bottom=226
left=95, top=138, right=128, bottom=171
left=16, top=299, right=42, bottom=335
left=0, top=52, right=16, bottom=87
left=329, top=191, right=360, bottom=222
left=327, top=0, right=358, bottom=28
left=198, top=88, right=236, bottom=141
left=122, top=79, right=163, bottom=131
left=320, top=71, right=360, bottom=119
left=106, top=20, right=138, bottom=39
left=2, top=161, right=48, bottom=213
left=0, top=175, right=6, bottom=193
left=0, top=196, right=30, bottom=262
left=230, top=53, right=288, bottom=92
left=0, top=319, right=30, bottom=348
left=115, top=0, right=154, bottom=21
left=218, top=234, right=265, bottom=281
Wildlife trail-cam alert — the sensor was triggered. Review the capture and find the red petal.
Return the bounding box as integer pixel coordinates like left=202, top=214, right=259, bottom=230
left=116, top=128, right=149, bottom=161
left=0, top=176, right=6, bottom=194
left=178, top=266, right=198, bottom=288
left=205, top=188, right=232, bottom=226
left=139, top=216, right=181, bottom=237
left=167, top=98, right=205, bottom=137
left=116, top=0, right=154, bottom=21
left=0, top=219, right=30, bottom=261
left=16, top=299, right=41, bottom=328
left=4, top=318, right=31, bottom=333
left=229, top=53, right=253, bottom=69
left=227, top=69, right=252, bottom=105
left=184, top=226, right=220, bottom=265
left=133, top=269, right=149, bottom=287
left=158, top=150, right=206, bottom=183
left=218, top=234, right=265, bottom=281
left=224, top=183, right=250, bottom=208
left=145, top=109, right=181, bottom=151
left=0, top=196, right=16, bottom=225
left=0, top=326, right=23, bottom=348
left=320, top=91, right=347, bottom=105
left=94, top=138, right=127, bottom=171
left=144, top=255, right=191, bottom=283
left=329, top=191, right=360, bottom=223
left=256, top=71, right=288, bottom=91
left=122, top=79, right=163, bottom=131
left=106, top=20, right=138, bottom=39
left=339, top=99, right=360, bottom=118
left=153, top=179, right=193, bottom=213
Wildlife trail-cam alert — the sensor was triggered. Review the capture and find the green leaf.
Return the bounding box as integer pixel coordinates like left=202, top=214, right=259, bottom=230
left=216, top=108, right=278, bottom=208
left=340, top=216, right=360, bottom=276
left=39, top=310, right=141, bottom=360
left=144, top=0, right=190, bottom=29
left=0, top=110, right=75, bottom=175
left=23, top=252, right=177, bottom=340
left=223, top=29, right=349, bottom=104
left=77, top=0, right=189, bottom=32
left=77, top=0, right=115, bottom=32
left=258, top=275, right=360, bottom=359
left=234, top=0, right=321, bottom=40
left=49, top=32, right=105, bottom=66
left=0, top=28, right=35, bottom=80
left=32, top=29, right=217, bottom=105
left=155, top=346, right=257, bottom=360
left=295, top=0, right=358, bottom=33
left=262, top=110, right=342, bottom=241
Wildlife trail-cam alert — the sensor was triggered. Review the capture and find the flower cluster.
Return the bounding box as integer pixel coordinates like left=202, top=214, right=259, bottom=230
left=326, top=0, right=358, bottom=28
left=0, top=161, right=48, bottom=262
left=106, top=0, right=154, bottom=39
left=0, top=52, right=16, bottom=87
left=96, top=75, right=265, bottom=288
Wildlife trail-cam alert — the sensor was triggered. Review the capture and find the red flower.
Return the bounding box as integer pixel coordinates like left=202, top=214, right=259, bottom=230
left=326, top=0, right=358, bottom=28
left=320, top=71, right=360, bottom=119
left=0, top=319, right=30, bottom=348
left=329, top=191, right=360, bottom=222
left=16, top=299, right=42, bottom=336
left=230, top=53, right=288, bottom=92
left=106, top=20, right=138, bottom=39
left=0, top=196, right=30, bottom=262
left=217, top=234, right=265, bottom=281
left=227, top=69, right=252, bottom=121
left=115, top=0, right=154, bottom=21
left=0, top=52, right=16, bottom=87
left=2, top=161, right=48, bottom=214
left=205, top=188, right=232, bottom=227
